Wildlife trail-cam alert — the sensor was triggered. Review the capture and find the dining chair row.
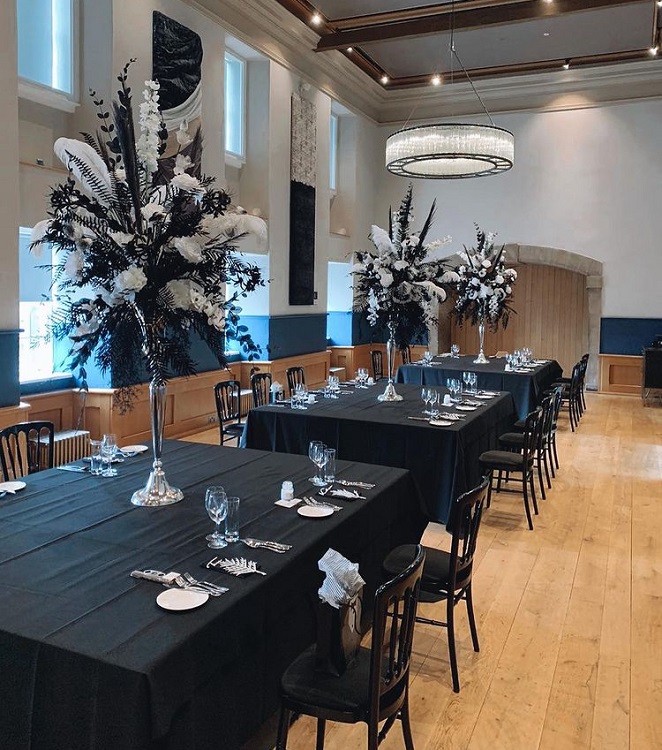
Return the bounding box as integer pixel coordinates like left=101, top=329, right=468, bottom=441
left=369, top=346, right=412, bottom=382
left=276, top=478, right=490, bottom=750
left=552, top=353, right=589, bottom=432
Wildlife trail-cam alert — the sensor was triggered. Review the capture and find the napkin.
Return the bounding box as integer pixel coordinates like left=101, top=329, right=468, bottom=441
left=318, top=549, right=365, bottom=608
left=270, top=381, right=283, bottom=394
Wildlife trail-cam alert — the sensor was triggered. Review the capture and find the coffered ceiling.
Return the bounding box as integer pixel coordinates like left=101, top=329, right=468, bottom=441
left=274, top=0, right=661, bottom=89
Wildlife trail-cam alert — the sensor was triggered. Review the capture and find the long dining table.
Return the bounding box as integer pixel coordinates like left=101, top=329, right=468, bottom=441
left=396, top=355, right=563, bottom=419
left=0, top=441, right=425, bottom=750
left=242, top=382, right=516, bottom=524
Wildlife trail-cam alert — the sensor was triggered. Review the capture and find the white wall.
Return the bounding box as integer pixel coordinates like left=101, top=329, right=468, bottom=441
left=377, top=99, right=662, bottom=318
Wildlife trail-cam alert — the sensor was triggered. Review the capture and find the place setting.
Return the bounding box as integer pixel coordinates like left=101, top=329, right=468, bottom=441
left=0, top=480, right=27, bottom=499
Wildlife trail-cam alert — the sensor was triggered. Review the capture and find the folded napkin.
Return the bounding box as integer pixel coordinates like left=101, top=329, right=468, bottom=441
left=318, top=549, right=365, bottom=608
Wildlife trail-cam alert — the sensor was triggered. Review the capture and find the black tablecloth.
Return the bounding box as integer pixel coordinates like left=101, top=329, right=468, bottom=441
left=0, top=442, right=425, bottom=750
left=396, top=355, right=563, bottom=419
left=242, top=383, right=516, bottom=524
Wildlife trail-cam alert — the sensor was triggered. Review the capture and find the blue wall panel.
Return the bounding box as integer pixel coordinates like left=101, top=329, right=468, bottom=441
left=0, top=331, right=20, bottom=407
left=269, top=315, right=326, bottom=359
left=600, top=318, right=662, bottom=355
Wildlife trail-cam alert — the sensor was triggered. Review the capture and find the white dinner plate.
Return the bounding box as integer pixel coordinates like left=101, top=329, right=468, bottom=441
left=456, top=405, right=478, bottom=412
left=120, top=444, right=149, bottom=454
left=0, top=481, right=27, bottom=493
left=297, top=505, right=334, bottom=519
left=429, top=419, right=454, bottom=427
left=156, top=588, right=209, bottom=611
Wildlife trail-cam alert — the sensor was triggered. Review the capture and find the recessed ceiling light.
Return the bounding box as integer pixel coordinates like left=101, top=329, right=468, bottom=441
left=543, top=0, right=553, bottom=3
left=543, top=32, right=550, bottom=37
left=431, top=75, right=442, bottom=86
left=657, top=0, right=662, bottom=7
left=380, top=75, right=389, bottom=85
left=346, top=47, right=353, bottom=53
left=650, top=46, right=659, bottom=56
left=562, top=60, right=570, bottom=70
left=311, top=13, right=322, bottom=26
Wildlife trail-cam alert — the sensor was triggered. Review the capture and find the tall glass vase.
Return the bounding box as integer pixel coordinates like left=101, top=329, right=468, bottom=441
left=473, top=320, right=489, bottom=364
left=378, top=321, right=404, bottom=402
left=131, top=379, right=184, bottom=507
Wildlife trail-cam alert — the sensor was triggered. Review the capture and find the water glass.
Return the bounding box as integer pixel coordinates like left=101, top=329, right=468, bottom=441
left=469, top=372, right=478, bottom=393
left=462, top=371, right=471, bottom=393
left=323, top=448, right=336, bottom=484
left=224, top=496, right=241, bottom=543
left=451, top=344, right=460, bottom=358
left=101, top=433, right=118, bottom=477
left=89, top=440, right=103, bottom=475
left=205, top=486, right=228, bottom=549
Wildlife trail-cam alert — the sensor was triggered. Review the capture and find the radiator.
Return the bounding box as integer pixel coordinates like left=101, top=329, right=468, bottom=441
left=42, top=430, right=91, bottom=467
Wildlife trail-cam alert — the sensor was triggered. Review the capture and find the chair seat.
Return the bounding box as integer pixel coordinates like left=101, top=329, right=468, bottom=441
left=479, top=450, right=533, bottom=470
left=281, top=644, right=372, bottom=720
left=383, top=544, right=451, bottom=596
left=223, top=423, right=244, bottom=437
left=513, top=417, right=526, bottom=431
left=499, top=432, right=525, bottom=449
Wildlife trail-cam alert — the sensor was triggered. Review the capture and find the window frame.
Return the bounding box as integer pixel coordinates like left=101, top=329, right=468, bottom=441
left=16, top=0, right=79, bottom=111
left=224, top=50, right=246, bottom=166
left=329, top=112, right=339, bottom=194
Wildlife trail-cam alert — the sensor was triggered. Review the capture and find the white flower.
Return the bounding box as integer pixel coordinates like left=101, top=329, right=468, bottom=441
left=176, top=120, right=193, bottom=147
left=173, top=236, right=203, bottom=264
left=114, top=265, right=147, bottom=296
left=369, top=225, right=395, bottom=256
left=495, top=274, right=504, bottom=285
left=115, top=168, right=126, bottom=183
left=136, top=81, right=162, bottom=175
left=174, top=154, right=193, bottom=175
left=393, top=260, right=408, bottom=271
left=441, top=270, right=460, bottom=284
left=171, top=173, right=202, bottom=193
left=109, top=231, right=134, bottom=247
left=64, top=250, right=84, bottom=280
left=165, top=279, right=201, bottom=310
left=378, top=269, right=394, bottom=288
left=141, top=202, right=165, bottom=221
left=482, top=259, right=492, bottom=269
left=506, top=285, right=512, bottom=294
left=478, top=269, right=487, bottom=278
left=234, top=214, right=268, bottom=244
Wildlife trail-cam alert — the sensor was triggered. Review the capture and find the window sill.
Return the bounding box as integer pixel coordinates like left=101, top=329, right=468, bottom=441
left=18, top=79, right=78, bottom=113
left=20, top=373, right=76, bottom=396
left=225, top=153, right=245, bottom=170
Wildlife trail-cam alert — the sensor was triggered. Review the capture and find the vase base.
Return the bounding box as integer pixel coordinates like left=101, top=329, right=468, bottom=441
left=473, top=353, right=489, bottom=364
left=377, top=382, right=404, bottom=402
left=131, top=465, right=184, bottom=507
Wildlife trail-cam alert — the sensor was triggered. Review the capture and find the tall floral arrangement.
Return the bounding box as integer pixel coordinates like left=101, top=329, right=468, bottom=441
left=446, top=226, right=517, bottom=330
left=352, top=186, right=451, bottom=348
left=30, top=62, right=265, bottom=407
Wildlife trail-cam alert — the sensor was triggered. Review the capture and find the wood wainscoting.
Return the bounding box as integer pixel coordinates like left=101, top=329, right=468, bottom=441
left=450, top=264, right=588, bottom=378
left=329, top=344, right=427, bottom=380
left=599, top=354, right=642, bottom=395
left=237, top=350, right=331, bottom=393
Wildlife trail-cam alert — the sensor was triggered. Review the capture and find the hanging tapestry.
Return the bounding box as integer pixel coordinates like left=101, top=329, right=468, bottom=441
left=152, top=11, right=203, bottom=182
left=289, top=93, right=317, bottom=306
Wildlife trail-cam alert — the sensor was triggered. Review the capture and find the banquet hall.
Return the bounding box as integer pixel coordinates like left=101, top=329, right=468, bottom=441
left=1, top=1, right=661, bottom=749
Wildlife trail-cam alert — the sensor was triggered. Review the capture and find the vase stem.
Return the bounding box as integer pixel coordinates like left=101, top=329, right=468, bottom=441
left=131, top=379, right=184, bottom=507
left=473, top=319, right=489, bottom=364
left=378, top=322, right=404, bottom=402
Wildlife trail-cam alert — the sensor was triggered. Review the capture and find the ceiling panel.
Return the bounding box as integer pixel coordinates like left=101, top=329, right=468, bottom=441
left=314, top=0, right=454, bottom=20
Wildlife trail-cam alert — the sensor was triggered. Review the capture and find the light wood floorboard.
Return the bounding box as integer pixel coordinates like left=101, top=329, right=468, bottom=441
left=184, top=394, right=662, bottom=749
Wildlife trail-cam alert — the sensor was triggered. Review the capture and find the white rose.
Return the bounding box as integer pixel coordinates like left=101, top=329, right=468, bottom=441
left=393, top=260, right=408, bottom=271
left=114, top=265, right=147, bottom=295
left=482, top=259, right=491, bottom=268
left=109, top=231, right=134, bottom=247
left=173, top=236, right=203, bottom=264
left=174, top=154, right=193, bottom=175
left=176, top=121, right=193, bottom=147
left=141, top=202, right=165, bottom=221
left=171, top=173, right=202, bottom=193
left=165, top=279, right=202, bottom=310
left=495, top=274, right=504, bottom=285
left=440, top=270, right=460, bottom=284
left=378, top=269, right=394, bottom=288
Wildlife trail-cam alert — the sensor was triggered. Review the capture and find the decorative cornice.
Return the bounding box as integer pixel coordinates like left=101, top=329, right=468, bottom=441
left=185, top=0, right=662, bottom=123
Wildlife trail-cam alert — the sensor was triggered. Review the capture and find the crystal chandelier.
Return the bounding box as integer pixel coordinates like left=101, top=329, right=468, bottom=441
left=386, top=123, right=514, bottom=179
left=385, top=2, right=514, bottom=180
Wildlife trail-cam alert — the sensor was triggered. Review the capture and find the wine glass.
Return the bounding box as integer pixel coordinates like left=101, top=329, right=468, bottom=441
left=308, top=440, right=328, bottom=486
left=451, top=344, right=460, bottom=358
left=429, top=390, right=439, bottom=416
left=101, top=433, right=118, bottom=477
left=462, top=371, right=471, bottom=393
left=205, top=486, right=228, bottom=548
left=469, top=372, right=478, bottom=393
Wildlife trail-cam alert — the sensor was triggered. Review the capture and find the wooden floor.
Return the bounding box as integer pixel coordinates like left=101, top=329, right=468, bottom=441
left=183, top=394, right=662, bottom=750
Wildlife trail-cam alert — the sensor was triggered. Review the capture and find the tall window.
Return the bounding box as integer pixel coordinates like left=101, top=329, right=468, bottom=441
left=18, top=228, right=59, bottom=382
left=17, top=0, right=74, bottom=95
left=224, top=51, right=245, bottom=160
left=329, top=113, right=338, bottom=192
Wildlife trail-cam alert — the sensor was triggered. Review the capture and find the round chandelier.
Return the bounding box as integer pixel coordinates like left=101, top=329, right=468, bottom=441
left=386, top=123, right=514, bottom=179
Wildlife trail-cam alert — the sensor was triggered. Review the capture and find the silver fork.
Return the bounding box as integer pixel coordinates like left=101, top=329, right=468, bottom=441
left=304, top=496, right=342, bottom=512
left=181, top=572, right=228, bottom=595
left=172, top=574, right=225, bottom=596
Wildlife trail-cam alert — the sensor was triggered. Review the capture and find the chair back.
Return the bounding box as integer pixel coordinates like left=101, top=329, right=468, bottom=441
left=521, top=407, right=543, bottom=465
left=540, top=390, right=558, bottom=446
left=285, top=366, right=305, bottom=395
left=400, top=346, right=411, bottom=365
left=549, top=385, right=563, bottom=432
left=0, top=421, right=54, bottom=481
left=445, top=477, right=489, bottom=589
left=370, top=350, right=384, bottom=381
left=251, top=372, right=272, bottom=407
left=369, top=545, right=424, bottom=719
left=214, top=380, right=241, bottom=439
left=569, top=361, right=582, bottom=398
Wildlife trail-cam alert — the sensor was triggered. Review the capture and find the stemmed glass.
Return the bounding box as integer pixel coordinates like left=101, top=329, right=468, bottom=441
left=469, top=372, right=478, bottom=393
left=450, top=344, right=460, bottom=358
left=101, top=433, right=118, bottom=477
left=449, top=378, right=462, bottom=402
left=205, top=486, right=228, bottom=549
left=421, top=387, right=431, bottom=414
left=308, top=440, right=328, bottom=486
left=462, top=371, right=471, bottom=394
left=428, top=390, right=439, bottom=416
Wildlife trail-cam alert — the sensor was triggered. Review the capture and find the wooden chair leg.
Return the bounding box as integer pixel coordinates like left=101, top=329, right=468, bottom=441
left=466, top=584, right=480, bottom=652
left=547, top=442, right=556, bottom=479
left=276, top=707, right=291, bottom=750
left=552, top=436, right=560, bottom=470
left=536, top=452, right=546, bottom=500
left=400, top=687, right=415, bottom=750
left=522, top=475, right=534, bottom=530
left=447, top=597, right=460, bottom=693
left=316, top=718, right=326, bottom=750
left=486, top=472, right=493, bottom=508
left=543, top=447, right=552, bottom=488
left=530, top=472, right=539, bottom=515
left=368, top=719, right=380, bottom=750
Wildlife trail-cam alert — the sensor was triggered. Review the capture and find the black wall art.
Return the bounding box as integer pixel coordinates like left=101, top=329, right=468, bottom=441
left=152, top=11, right=203, bottom=181
left=289, top=93, right=317, bottom=306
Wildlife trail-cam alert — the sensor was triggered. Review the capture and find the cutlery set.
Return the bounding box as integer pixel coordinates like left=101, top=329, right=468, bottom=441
left=131, top=569, right=228, bottom=596
left=205, top=557, right=267, bottom=576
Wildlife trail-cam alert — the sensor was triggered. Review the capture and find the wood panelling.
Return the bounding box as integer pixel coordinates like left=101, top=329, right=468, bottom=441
left=599, top=354, right=642, bottom=395
left=329, top=345, right=427, bottom=379
left=450, top=264, right=588, bottom=377
left=0, top=402, right=30, bottom=430
left=26, top=390, right=82, bottom=431
left=238, top=351, right=331, bottom=392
